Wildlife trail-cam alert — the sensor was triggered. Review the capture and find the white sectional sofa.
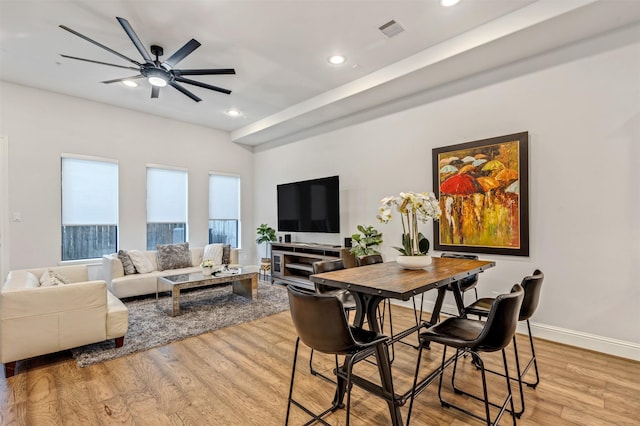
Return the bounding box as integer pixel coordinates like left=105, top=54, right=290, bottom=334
left=102, top=245, right=240, bottom=299
left=0, top=264, right=128, bottom=377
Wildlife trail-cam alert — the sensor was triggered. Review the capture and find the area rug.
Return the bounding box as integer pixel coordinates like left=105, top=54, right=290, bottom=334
left=71, top=281, right=289, bottom=367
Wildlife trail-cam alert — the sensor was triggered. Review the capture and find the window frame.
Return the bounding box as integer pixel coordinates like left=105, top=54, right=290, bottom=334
left=60, top=153, right=119, bottom=262
left=208, top=172, right=241, bottom=248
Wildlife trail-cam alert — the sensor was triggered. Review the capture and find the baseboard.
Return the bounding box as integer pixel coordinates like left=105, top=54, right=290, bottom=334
left=392, top=299, right=640, bottom=361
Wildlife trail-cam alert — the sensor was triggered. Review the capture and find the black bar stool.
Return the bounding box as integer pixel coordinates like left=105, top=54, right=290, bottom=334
left=465, top=269, right=545, bottom=417
left=285, top=285, right=390, bottom=426
left=407, top=284, right=524, bottom=426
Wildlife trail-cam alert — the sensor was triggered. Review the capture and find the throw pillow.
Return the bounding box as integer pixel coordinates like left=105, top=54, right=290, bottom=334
left=40, top=269, right=69, bottom=287
left=156, top=242, right=192, bottom=271
left=203, top=243, right=224, bottom=265
left=222, top=244, right=231, bottom=265
left=127, top=250, right=155, bottom=274
left=117, top=250, right=137, bottom=275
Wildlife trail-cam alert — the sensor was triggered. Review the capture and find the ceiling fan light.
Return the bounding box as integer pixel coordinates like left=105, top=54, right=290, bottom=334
left=148, top=76, right=167, bottom=87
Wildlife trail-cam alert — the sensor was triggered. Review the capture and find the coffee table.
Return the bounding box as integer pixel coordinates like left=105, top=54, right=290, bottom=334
left=156, top=267, right=258, bottom=316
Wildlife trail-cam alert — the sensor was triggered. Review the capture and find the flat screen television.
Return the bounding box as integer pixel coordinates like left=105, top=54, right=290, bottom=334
left=277, top=176, right=340, bottom=233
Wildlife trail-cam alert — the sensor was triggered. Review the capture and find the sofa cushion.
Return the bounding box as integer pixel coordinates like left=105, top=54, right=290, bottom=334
left=156, top=242, right=192, bottom=271
left=39, top=269, right=70, bottom=287
left=127, top=250, right=155, bottom=274
left=117, top=250, right=137, bottom=275
left=203, top=243, right=224, bottom=265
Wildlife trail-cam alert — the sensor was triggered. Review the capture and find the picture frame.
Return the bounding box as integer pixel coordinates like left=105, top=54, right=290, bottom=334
left=432, top=132, right=529, bottom=257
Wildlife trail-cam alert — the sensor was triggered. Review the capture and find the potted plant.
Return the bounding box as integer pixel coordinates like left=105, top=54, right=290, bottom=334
left=377, top=192, right=441, bottom=269
left=256, top=224, right=277, bottom=262
left=349, top=225, right=383, bottom=257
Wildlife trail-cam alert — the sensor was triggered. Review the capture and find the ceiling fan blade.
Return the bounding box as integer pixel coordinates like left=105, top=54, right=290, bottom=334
left=151, top=85, right=160, bottom=99
left=174, top=77, right=231, bottom=95
left=169, top=81, right=202, bottom=102
left=173, top=68, right=235, bottom=76
left=164, top=39, right=201, bottom=68
left=59, top=25, right=142, bottom=66
left=116, top=17, right=154, bottom=64
left=60, top=54, right=140, bottom=71
left=101, top=75, right=145, bottom=84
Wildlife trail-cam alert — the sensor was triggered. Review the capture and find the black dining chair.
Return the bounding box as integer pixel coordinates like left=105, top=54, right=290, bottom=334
left=465, top=269, right=544, bottom=417
left=309, top=259, right=357, bottom=382
left=285, top=285, right=390, bottom=426
left=407, top=283, right=524, bottom=426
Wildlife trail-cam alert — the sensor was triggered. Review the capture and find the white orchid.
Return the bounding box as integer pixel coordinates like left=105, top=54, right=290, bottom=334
left=377, top=191, right=441, bottom=256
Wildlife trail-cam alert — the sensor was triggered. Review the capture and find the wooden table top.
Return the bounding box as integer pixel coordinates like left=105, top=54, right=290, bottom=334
left=310, top=257, right=495, bottom=301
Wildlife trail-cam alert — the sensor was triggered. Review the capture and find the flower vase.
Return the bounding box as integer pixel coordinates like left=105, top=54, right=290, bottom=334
left=202, top=266, right=213, bottom=275
left=396, top=255, right=432, bottom=270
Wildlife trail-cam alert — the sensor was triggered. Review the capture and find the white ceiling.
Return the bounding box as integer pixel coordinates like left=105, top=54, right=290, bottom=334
left=1, top=0, right=640, bottom=148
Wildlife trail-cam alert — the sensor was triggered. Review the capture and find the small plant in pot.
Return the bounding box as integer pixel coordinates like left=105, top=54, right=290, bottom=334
left=256, top=224, right=277, bottom=262
left=349, top=225, right=383, bottom=257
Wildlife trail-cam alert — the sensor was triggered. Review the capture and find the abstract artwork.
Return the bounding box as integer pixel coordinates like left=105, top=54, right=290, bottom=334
left=432, top=132, right=529, bottom=256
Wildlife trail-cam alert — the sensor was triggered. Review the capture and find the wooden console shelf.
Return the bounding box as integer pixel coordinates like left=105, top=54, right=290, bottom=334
left=271, top=242, right=356, bottom=290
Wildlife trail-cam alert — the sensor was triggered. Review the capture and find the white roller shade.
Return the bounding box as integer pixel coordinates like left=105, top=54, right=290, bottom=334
left=147, top=167, right=188, bottom=223
left=209, top=174, right=240, bottom=219
left=61, top=157, right=118, bottom=225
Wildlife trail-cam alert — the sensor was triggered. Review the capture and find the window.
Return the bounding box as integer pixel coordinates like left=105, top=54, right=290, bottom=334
left=147, top=166, right=188, bottom=249
left=61, top=156, right=118, bottom=261
left=209, top=174, right=240, bottom=247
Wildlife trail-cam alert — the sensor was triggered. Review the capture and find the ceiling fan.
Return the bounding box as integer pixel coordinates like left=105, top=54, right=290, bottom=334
left=59, top=17, right=235, bottom=102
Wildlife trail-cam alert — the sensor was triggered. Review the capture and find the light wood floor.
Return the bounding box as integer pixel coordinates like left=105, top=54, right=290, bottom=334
left=1, top=282, right=638, bottom=425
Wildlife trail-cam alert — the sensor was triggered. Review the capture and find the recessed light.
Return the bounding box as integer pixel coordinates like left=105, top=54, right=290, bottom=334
left=226, top=109, right=241, bottom=117
left=122, top=80, right=138, bottom=88
left=441, top=0, right=460, bottom=6
left=328, top=55, right=346, bottom=65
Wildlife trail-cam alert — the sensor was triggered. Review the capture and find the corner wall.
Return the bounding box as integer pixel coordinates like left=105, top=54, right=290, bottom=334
left=253, top=39, right=640, bottom=357
left=0, top=82, right=255, bottom=269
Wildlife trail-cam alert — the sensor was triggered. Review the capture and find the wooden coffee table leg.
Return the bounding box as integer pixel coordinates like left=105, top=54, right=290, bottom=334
left=232, top=277, right=254, bottom=300
left=172, top=286, right=181, bottom=316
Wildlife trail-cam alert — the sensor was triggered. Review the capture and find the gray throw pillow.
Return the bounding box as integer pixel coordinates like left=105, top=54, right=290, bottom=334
left=222, top=244, right=231, bottom=265
left=118, top=250, right=137, bottom=275
left=156, top=242, right=192, bottom=271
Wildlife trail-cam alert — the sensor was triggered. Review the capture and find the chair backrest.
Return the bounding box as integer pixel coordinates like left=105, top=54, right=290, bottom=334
left=287, top=285, right=356, bottom=354
left=312, top=259, right=344, bottom=294
left=441, top=252, right=479, bottom=290
left=357, top=254, right=383, bottom=267
left=475, top=284, right=524, bottom=352
left=519, top=269, right=544, bottom=321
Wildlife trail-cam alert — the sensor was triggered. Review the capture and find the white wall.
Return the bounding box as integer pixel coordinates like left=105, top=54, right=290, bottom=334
left=254, top=39, right=640, bottom=352
left=0, top=82, right=255, bottom=269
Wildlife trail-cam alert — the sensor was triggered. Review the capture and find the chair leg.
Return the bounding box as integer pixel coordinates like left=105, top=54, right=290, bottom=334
left=309, top=349, right=338, bottom=385
left=438, top=348, right=516, bottom=426
left=285, top=338, right=300, bottom=425
left=523, top=319, right=541, bottom=388
left=288, top=337, right=339, bottom=426
left=406, top=342, right=427, bottom=425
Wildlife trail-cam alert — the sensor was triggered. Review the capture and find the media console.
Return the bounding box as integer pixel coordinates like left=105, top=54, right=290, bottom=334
left=271, top=242, right=356, bottom=290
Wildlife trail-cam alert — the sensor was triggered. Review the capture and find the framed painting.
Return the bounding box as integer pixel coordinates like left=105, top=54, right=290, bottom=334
left=432, top=132, right=529, bottom=257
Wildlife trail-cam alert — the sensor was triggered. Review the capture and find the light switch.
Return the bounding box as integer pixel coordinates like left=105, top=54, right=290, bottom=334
left=12, top=212, right=21, bottom=222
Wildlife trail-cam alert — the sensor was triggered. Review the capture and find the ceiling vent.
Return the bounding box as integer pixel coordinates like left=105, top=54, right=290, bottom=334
left=378, top=19, right=405, bottom=38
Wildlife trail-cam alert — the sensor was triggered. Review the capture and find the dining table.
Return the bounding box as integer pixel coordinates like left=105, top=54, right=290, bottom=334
left=310, top=256, right=496, bottom=426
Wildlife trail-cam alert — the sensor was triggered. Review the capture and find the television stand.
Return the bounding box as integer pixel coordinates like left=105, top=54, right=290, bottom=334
left=271, top=242, right=356, bottom=290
